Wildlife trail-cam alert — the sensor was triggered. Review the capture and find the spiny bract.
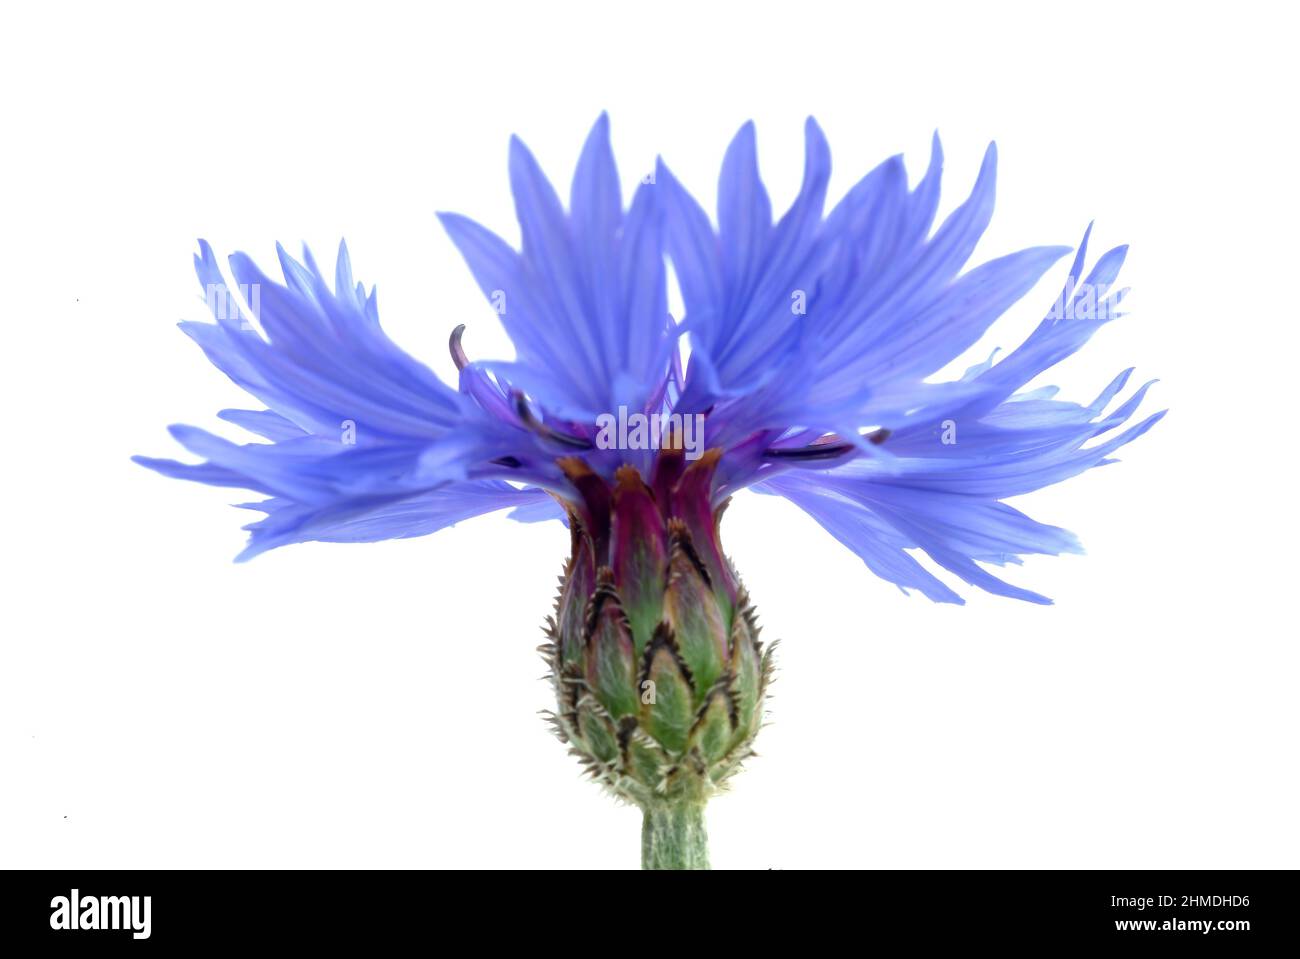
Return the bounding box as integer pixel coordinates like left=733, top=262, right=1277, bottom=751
left=542, top=453, right=774, bottom=808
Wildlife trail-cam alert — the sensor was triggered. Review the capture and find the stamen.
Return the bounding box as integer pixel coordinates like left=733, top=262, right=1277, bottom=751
left=448, top=324, right=469, bottom=371
left=512, top=390, right=593, bottom=450
left=764, top=441, right=853, bottom=461
left=763, top=429, right=889, bottom=460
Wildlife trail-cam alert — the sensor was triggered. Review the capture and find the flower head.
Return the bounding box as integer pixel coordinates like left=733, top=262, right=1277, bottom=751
left=137, top=114, right=1161, bottom=602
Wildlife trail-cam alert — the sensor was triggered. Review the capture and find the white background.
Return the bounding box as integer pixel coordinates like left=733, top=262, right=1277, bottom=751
left=1, top=1, right=1296, bottom=869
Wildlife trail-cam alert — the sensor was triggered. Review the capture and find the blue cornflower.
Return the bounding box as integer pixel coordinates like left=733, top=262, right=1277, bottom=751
left=137, top=115, right=1161, bottom=867
left=138, top=113, right=1159, bottom=600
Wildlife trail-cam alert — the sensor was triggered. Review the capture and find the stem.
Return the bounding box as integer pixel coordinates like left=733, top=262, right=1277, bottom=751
left=641, top=802, right=710, bottom=870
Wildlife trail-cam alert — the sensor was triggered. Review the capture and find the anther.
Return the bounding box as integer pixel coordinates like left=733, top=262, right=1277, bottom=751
left=763, top=429, right=888, bottom=460
left=448, top=324, right=469, bottom=371
left=512, top=390, right=593, bottom=450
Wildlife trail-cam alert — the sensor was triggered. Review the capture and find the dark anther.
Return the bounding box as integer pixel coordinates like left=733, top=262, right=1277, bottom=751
left=763, top=428, right=889, bottom=460
left=764, top=441, right=854, bottom=461
left=449, top=324, right=469, bottom=371
left=511, top=390, right=593, bottom=450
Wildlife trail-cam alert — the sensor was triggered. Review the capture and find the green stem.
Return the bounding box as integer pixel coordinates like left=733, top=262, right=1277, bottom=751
left=641, top=802, right=710, bottom=870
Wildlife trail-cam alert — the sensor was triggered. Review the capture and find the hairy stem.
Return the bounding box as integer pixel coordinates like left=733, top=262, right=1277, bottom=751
left=641, top=802, right=710, bottom=870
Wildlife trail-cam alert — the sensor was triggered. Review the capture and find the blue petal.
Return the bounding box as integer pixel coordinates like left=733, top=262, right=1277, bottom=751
left=716, top=120, right=771, bottom=308
left=235, top=481, right=550, bottom=561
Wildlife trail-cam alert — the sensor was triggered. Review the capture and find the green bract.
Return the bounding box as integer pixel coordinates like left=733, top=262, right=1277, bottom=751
left=542, top=451, right=774, bottom=867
